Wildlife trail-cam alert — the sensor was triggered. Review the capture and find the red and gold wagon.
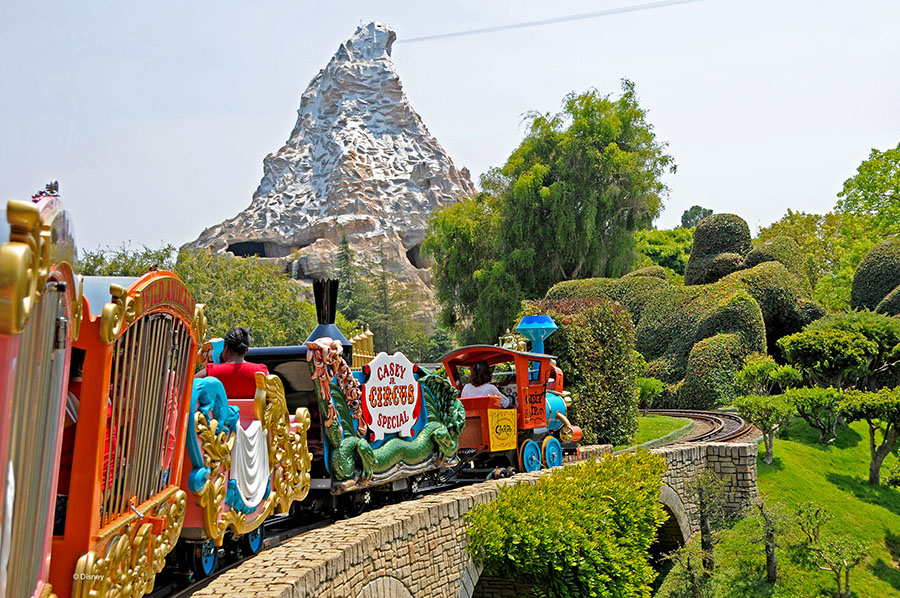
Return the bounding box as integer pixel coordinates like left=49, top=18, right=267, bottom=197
left=48, top=270, right=205, bottom=597
left=0, top=188, right=80, bottom=598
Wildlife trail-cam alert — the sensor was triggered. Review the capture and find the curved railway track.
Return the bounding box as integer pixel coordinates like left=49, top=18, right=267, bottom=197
left=643, top=409, right=760, bottom=445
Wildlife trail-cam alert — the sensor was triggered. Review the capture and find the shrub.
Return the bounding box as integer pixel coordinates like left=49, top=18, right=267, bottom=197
left=783, top=387, right=842, bottom=444
left=850, top=238, right=900, bottom=311
left=876, top=285, right=900, bottom=316
left=745, top=235, right=814, bottom=295
left=547, top=262, right=826, bottom=409
left=680, top=333, right=748, bottom=410
left=734, top=394, right=794, bottom=464
left=777, top=329, right=878, bottom=389
left=522, top=298, right=639, bottom=445
left=804, top=310, right=900, bottom=390
left=736, top=354, right=802, bottom=396
left=684, top=214, right=752, bottom=285
left=466, top=452, right=667, bottom=598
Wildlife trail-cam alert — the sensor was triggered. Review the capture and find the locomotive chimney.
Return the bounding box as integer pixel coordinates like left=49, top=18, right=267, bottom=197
left=305, top=278, right=352, bottom=363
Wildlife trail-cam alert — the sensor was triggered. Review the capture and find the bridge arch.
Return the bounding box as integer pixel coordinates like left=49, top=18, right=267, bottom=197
left=658, top=482, right=692, bottom=548
left=356, top=575, right=414, bottom=598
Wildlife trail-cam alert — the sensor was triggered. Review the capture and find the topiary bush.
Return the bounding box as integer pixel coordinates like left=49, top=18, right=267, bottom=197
left=850, top=238, right=900, bottom=312
left=777, top=329, right=878, bottom=389
left=466, top=451, right=667, bottom=598
left=745, top=235, right=815, bottom=295
left=547, top=260, right=822, bottom=409
left=804, top=310, right=900, bottom=390
left=684, top=214, right=752, bottom=285
left=522, top=298, right=640, bottom=445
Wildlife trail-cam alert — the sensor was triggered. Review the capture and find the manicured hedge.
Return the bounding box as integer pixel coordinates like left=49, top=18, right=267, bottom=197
left=545, top=260, right=823, bottom=409
left=522, top=298, right=640, bottom=445
left=851, top=238, right=900, bottom=312
left=466, top=451, right=667, bottom=598
left=745, top=235, right=815, bottom=295
left=684, top=214, right=752, bottom=285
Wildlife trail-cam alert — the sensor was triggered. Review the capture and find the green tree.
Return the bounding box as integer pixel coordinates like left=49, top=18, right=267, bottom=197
left=756, top=210, right=877, bottom=311
left=357, top=249, right=428, bottom=358
left=837, top=141, right=900, bottom=236
left=334, top=233, right=361, bottom=320
left=634, top=227, right=693, bottom=277
left=687, top=469, right=728, bottom=574
left=426, top=81, right=674, bottom=343
left=793, top=502, right=868, bottom=598
left=839, top=387, right=900, bottom=485
left=783, top=387, right=843, bottom=444
left=777, top=329, right=878, bottom=389
left=734, top=394, right=794, bottom=464
left=804, top=310, right=900, bottom=391
left=681, top=205, right=713, bottom=229
left=735, top=353, right=801, bottom=396
left=79, top=243, right=177, bottom=276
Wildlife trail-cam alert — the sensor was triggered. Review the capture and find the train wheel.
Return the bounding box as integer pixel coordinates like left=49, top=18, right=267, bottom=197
left=542, top=436, right=563, bottom=468
left=191, top=539, right=219, bottom=578
left=518, top=440, right=542, bottom=473
left=241, top=525, right=265, bottom=556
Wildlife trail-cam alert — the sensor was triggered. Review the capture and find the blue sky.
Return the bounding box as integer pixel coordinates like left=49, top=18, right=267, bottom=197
left=2, top=0, right=899, bottom=251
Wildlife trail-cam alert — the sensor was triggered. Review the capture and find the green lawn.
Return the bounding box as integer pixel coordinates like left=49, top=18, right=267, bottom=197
left=655, top=419, right=900, bottom=597
left=614, top=414, right=692, bottom=450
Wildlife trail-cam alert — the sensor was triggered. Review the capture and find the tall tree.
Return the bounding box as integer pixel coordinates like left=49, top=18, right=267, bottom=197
left=757, top=210, right=877, bottom=311
left=837, top=141, right=900, bottom=236
left=426, top=81, right=674, bottom=342
left=681, top=205, right=713, bottom=228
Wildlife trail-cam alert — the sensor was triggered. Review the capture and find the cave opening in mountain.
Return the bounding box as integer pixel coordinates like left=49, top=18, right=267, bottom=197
left=406, top=244, right=426, bottom=269
left=227, top=241, right=267, bottom=257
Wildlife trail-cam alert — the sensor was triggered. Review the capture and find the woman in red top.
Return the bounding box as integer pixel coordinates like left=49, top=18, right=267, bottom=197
left=195, top=327, right=268, bottom=400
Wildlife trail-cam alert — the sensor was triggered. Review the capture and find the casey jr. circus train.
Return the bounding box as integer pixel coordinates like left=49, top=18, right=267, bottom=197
left=0, top=187, right=580, bottom=596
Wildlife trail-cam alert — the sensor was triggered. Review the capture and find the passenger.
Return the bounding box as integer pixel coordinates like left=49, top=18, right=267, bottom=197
left=461, top=361, right=511, bottom=407
left=195, top=327, right=268, bottom=400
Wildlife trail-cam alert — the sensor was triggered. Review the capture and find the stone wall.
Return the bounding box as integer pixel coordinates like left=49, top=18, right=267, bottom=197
left=192, top=442, right=757, bottom=598
left=651, top=442, right=758, bottom=538
left=192, top=446, right=612, bottom=598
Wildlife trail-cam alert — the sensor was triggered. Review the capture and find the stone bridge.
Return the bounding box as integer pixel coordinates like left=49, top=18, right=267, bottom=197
left=193, top=443, right=758, bottom=598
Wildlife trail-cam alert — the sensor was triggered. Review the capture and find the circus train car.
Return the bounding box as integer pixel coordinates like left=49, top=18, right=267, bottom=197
left=438, top=316, right=582, bottom=478
left=0, top=185, right=80, bottom=598
left=47, top=269, right=204, bottom=597
left=247, top=279, right=466, bottom=513
left=178, top=336, right=314, bottom=578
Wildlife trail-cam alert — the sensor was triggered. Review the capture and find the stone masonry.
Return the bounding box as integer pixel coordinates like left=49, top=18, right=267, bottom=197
left=192, top=443, right=757, bottom=598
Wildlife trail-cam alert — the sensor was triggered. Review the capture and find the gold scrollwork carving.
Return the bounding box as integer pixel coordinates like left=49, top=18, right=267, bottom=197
left=0, top=200, right=52, bottom=335
left=38, top=582, right=56, bottom=598
left=191, top=373, right=311, bottom=545
left=72, top=490, right=186, bottom=598
left=99, top=284, right=139, bottom=344
left=71, top=274, right=84, bottom=341
left=193, top=303, right=207, bottom=342
left=256, top=372, right=312, bottom=513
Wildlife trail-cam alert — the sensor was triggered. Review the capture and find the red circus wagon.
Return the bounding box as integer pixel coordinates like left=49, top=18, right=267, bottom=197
left=0, top=187, right=80, bottom=598
left=48, top=270, right=204, bottom=596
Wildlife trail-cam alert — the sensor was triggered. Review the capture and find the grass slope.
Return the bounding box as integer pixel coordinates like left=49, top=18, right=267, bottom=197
left=615, top=414, right=692, bottom=450
left=656, top=419, right=900, bottom=597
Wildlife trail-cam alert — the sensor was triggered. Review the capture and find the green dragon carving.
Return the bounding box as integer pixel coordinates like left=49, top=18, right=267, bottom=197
left=306, top=338, right=465, bottom=484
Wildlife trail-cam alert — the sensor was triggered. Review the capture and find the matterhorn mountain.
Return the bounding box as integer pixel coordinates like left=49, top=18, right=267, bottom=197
left=188, top=22, right=475, bottom=317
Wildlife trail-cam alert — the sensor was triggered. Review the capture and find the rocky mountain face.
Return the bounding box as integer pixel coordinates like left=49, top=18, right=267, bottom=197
left=188, top=22, right=474, bottom=319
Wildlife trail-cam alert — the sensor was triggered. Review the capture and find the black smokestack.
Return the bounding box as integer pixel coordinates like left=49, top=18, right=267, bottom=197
left=305, top=278, right=352, bottom=362
left=313, top=278, right=339, bottom=324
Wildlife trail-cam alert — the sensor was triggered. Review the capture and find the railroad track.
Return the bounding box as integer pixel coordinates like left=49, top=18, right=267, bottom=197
left=643, top=409, right=759, bottom=445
